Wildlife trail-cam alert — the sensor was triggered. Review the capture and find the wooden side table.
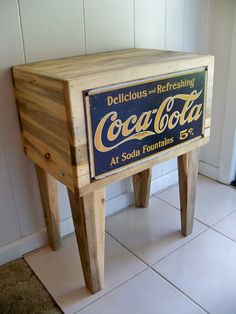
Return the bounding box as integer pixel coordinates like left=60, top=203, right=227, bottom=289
left=12, top=49, right=214, bottom=294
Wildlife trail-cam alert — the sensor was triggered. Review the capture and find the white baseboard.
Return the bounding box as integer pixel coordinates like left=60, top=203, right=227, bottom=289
left=105, top=191, right=134, bottom=216
left=199, top=160, right=219, bottom=180
left=151, top=170, right=178, bottom=194
left=60, top=217, right=74, bottom=237
left=0, top=170, right=177, bottom=265
left=0, top=229, right=47, bottom=266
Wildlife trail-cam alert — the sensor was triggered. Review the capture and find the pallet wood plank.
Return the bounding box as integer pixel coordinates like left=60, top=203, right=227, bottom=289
left=12, top=49, right=214, bottom=195
left=67, top=187, right=105, bottom=294
left=35, top=165, right=61, bottom=250
left=133, top=168, right=152, bottom=207
left=177, top=150, right=199, bottom=236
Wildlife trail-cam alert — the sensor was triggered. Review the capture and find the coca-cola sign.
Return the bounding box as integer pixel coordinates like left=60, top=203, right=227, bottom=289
left=85, top=68, right=206, bottom=180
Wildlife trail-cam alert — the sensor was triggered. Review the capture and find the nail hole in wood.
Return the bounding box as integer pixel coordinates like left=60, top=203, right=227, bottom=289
left=45, top=152, right=51, bottom=160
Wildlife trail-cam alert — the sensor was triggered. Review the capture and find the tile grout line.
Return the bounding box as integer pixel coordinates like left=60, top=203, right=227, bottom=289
left=106, top=205, right=132, bottom=220
left=158, top=187, right=236, bottom=229
left=105, top=190, right=132, bottom=202
left=150, top=267, right=209, bottom=314
left=106, top=197, right=210, bottom=268
left=77, top=227, right=209, bottom=314
left=209, top=227, right=236, bottom=244
left=106, top=231, right=149, bottom=266
left=76, top=264, right=209, bottom=314
left=106, top=225, right=209, bottom=270
left=150, top=228, right=209, bottom=266
left=153, top=194, right=214, bottom=229
left=91, top=178, right=235, bottom=313
left=210, top=207, right=236, bottom=227
left=75, top=268, right=148, bottom=313
left=77, top=229, right=209, bottom=314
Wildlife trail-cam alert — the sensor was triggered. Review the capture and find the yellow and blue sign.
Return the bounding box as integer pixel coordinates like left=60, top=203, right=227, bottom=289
left=85, top=68, right=206, bottom=180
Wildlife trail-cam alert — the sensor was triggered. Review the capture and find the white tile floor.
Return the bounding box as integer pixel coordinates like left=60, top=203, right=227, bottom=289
left=25, top=176, right=236, bottom=314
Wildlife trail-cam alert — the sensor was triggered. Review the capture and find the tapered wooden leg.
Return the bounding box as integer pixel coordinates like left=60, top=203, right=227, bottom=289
left=67, top=187, right=105, bottom=294
left=177, top=150, right=198, bottom=236
left=132, top=168, right=152, bottom=207
left=35, top=165, right=61, bottom=250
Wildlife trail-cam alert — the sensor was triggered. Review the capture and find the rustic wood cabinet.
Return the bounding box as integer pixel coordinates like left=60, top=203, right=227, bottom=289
left=12, top=49, right=214, bottom=293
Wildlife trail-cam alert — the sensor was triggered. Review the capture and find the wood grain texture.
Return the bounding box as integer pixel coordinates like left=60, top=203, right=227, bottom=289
left=12, top=48, right=214, bottom=295
left=13, top=49, right=209, bottom=79
left=64, top=49, right=214, bottom=194
left=13, top=68, right=74, bottom=191
left=12, top=48, right=214, bottom=196
left=67, top=187, right=105, bottom=294
left=132, top=168, right=152, bottom=207
left=78, top=137, right=209, bottom=196
left=177, top=150, right=199, bottom=236
left=35, top=165, right=61, bottom=250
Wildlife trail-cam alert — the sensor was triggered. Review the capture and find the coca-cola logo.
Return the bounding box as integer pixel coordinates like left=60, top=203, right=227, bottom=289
left=94, top=90, right=202, bottom=152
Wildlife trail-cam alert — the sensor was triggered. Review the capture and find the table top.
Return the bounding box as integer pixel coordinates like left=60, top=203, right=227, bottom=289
left=13, top=48, right=208, bottom=80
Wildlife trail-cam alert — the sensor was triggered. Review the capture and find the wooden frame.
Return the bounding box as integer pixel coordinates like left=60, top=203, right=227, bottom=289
left=12, top=49, right=214, bottom=294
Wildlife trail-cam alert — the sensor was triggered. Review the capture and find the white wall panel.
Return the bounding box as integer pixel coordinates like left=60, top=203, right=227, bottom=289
left=151, top=169, right=178, bottom=194
left=18, top=0, right=87, bottom=233
left=0, top=139, right=21, bottom=247
left=57, top=182, right=71, bottom=221
left=166, top=0, right=184, bottom=51
left=162, top=158, right=177, bottom=176
left=0, top=0, right=220, bottom=262
left=0, top=0, right=45, bottom=237
left=152, top=164, right=162, bottom=179
left=218, top=3, right=236, bottom=183
left=135, top=0, right=166, bottom=49
left=84, top=0, right=134, bottom=53
left=19, top=0, right=85, bottom=62
left=106, top=180, right=129, bottom=201
left=183, top=0, right=209, bottom=53
left=84, top=0, right=134, bottom=218
left=200, top=0, right=235, bottom=169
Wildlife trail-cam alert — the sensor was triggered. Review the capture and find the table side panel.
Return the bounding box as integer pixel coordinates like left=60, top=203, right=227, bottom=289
left=12, top=68, right=74, bottom=190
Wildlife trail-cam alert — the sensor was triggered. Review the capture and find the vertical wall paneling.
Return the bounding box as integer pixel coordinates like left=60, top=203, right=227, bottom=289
left=57, top=182, right=71, bottom=221
left=200, top=0, right=235, bottom=170
left=0, top=0, right=221, bottom=262
left=19, top=0, right=86, bottom=62
left=151, top=168, right=178, bottom=195
left=106, top=180, right=129, bottom=201
left=218, top=3, right=236, bottom=183
left=162, top=159, right=178, bottom=176
left=135, top=0, right=166, bottom=49
left=0, top=139, right=21, bottom=247
left=105, top=179, right=134, bottom=216
left=0, top=0, right=45, bottom=238
left=18, top=0, right=87, bottom=236
left=84, top=0, right=134, bottom=53
left=166, top=0, right=184, bottom=51
left=152, top=164, right=162, bottom=180
left=84, top=0, right=135, bottom=217
left=183, top=0, right=209, bottom=53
